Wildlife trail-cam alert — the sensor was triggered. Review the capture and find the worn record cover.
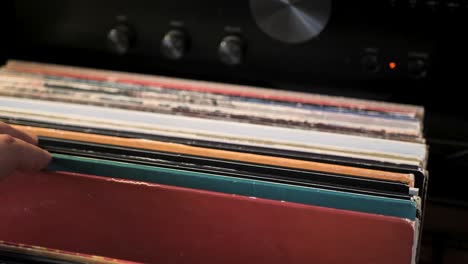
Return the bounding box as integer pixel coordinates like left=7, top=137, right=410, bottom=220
left=0, top=96, right=427, bottom=166
left=37, top=137, right=414, bottom=200
left=0, top=170, right=417, bottom=264
left=0, top=67, right=423, bottom=142
left=46, top=153, right=417, bottom=219
left=14, top=124, right=417, bottom=187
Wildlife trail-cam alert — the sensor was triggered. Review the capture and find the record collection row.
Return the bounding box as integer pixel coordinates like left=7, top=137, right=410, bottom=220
left=0, top=60, right=428, bottom=264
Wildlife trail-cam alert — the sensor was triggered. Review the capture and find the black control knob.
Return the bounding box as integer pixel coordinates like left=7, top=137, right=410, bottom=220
left=361, top=53, right=381, bottom=73
left=107, top=24, right=135, bottom=55
left=218, top=35, right=244, bottom=66
left=250, top=0, right=332, bottom=44
left=408, top=58, right=428, bottom=79
left=161, top=30, right=188, bottom=60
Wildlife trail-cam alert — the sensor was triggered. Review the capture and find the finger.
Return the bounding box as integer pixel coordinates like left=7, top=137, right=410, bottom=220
left=0, top=122, right=38, bottom=145
left=0, top=135, right=52, bottom=179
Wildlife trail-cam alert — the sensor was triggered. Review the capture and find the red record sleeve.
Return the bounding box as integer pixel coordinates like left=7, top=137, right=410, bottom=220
left=0, top=171, right=415, bottom=264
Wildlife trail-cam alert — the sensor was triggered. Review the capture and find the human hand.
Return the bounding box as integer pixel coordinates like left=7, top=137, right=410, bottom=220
left=0, top=122, right=52, bottom=179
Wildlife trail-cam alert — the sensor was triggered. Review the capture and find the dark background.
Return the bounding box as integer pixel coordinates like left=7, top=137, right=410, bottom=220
left=2, top=1, right=468, bottom=263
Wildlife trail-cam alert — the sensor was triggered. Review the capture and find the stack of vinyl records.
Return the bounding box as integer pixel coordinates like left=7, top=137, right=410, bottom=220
left=0, top=60, right=428, bottom=264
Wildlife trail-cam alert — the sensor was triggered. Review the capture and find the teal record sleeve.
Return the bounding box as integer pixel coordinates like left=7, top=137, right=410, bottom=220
left=47, top=153, right=417, bottom=220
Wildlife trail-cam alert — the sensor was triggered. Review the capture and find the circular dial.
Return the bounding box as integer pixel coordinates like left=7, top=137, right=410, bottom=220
left=161, top=30, right=188, bottom=60
left=107, top=24, right=135, bottom=55
left=218, top=35, right=244, bottom=66
left=250, top=0, right=332, bottom=44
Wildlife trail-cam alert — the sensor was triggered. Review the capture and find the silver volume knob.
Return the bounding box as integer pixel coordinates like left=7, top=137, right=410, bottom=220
left=218, top=35, right=244, bottom=66
left=250, top=0, right=332, bottom=44
left=107, top=24, right=135, bottom=55
left=161, top=30, right=188, bottom=60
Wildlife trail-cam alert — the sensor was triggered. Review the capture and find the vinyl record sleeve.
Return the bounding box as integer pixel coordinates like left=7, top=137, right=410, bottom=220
left=2, top=116, right=427, bottom=208
left=4, top=60, right=424, bottom=119
left=9, top=123, right=417, bottom=187
left=0, top=96, right=427, bottom=164
left=0, top=112, right=425, bottom=166
left=0, top=69, right=423, bottom=142
left=38, top=136, right=414, bottom=199
left=0, top=170, right=416, bottom=264
left=44, top=153, right=418, bottom=219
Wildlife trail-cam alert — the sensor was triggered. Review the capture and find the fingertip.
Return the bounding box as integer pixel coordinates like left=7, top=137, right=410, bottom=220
left=15, top=130, right=39, bottom=146
left=7, top=139, right=52, bottom=172
left=32, top=148, right=52, bottom=171
left=0, top=134, right=16, bottom=145
left=41, top=149, right=53, bottom=168
left=0, top=124, right=39, bottom=145
left=24, top=131, right=39, bottom=145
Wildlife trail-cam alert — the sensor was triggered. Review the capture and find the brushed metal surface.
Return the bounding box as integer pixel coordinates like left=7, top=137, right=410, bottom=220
left=250, top=0, right=332, bottom=43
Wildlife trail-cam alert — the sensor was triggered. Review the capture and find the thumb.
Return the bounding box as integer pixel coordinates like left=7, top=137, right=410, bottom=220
left=0, top=135, right=52, bottom=179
